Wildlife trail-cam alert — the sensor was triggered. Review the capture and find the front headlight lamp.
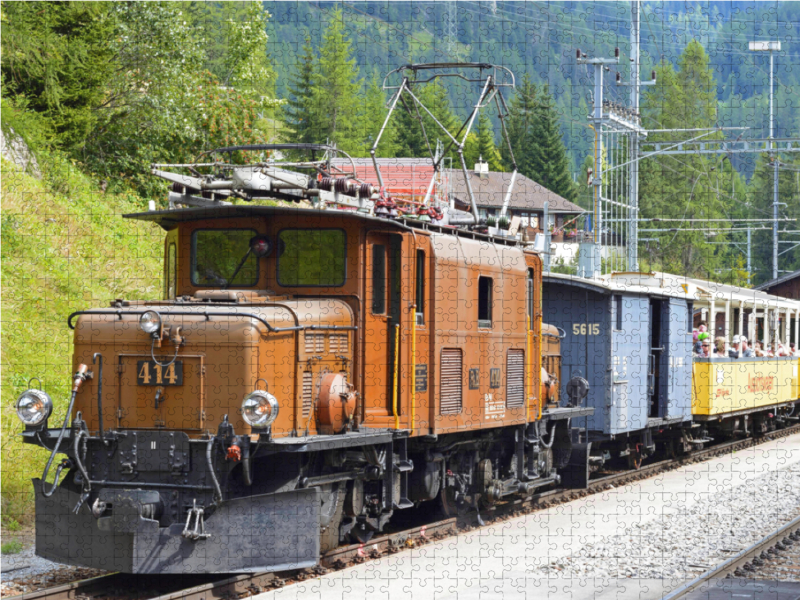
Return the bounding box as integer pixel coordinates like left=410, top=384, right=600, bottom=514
left=241, top=390, right=279, bottom=428
left=139, top=310, right=162, bottom=336
left=16, top=389, right=53, bottom=426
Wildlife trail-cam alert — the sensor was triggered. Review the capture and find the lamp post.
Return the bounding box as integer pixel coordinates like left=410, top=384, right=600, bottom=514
left=749, top=40, right=781, bottom=280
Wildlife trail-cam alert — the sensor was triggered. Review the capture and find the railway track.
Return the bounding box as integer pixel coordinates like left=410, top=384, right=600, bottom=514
left=662, top=514, right=800, bottom=600
left=12, top=423, right=800, bottom=600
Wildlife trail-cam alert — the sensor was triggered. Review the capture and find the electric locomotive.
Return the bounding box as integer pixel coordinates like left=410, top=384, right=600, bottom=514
left=16, top=143, right=591, bottom=574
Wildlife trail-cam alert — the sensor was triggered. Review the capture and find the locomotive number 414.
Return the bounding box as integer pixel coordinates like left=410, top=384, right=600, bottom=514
left=573, top=323, right=600, bottom=335
left=137, top=360, right=183, bottom=386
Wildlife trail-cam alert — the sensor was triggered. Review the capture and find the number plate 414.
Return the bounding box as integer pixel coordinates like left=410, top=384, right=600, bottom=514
left=137, top=360, right=183, bottom=386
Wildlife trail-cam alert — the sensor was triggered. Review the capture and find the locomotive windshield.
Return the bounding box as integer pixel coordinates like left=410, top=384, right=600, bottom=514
left=277, top=229, right=346, bottom=286
left=192, top=229, right=259, bottom=287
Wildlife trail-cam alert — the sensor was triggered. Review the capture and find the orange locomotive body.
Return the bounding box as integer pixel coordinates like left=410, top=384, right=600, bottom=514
left=21, top=205, right=590, bottom=573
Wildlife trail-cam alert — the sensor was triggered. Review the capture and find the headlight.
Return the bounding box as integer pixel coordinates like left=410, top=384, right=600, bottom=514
left=241, top=390, right=279, bottom=428
left=139, top=310, right=161, bottom=335
left=16, top=389, right=53, bottom=426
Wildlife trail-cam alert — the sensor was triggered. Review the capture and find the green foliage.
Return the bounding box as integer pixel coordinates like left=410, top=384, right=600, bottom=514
left=1, top=2, right=116, bottom=148
left=1, top=156, right=162, bottom=522
left=747, top=155, right=800, bottom=285
left=356, top=73, right=399, bottom=158
left=502, top=74, right=539, bottom=170
left=283, top=36, right=318, bottom=146
left=464, top=112, right=504, bottom=172
left=639, top=41, right=740, bottom=279
left=2, top=1, right=281, bottom=198
left=311, top=10, right=361, bottom=152
left=4, top=518, right=22, bottom=532
left=522, top=85, right=577, bottom=203
left=1, top=540, right=23, bottom=555
left=395, top=80, right=460, bottom=161
left=550, top=254, right=579, bottom=275
left=501, top=77, right=575, bottom=201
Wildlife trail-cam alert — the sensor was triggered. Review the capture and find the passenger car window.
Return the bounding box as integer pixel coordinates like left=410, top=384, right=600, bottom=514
left=278, top=229, right=346, bottom=286
left=192, top=229, right=258, bottom=287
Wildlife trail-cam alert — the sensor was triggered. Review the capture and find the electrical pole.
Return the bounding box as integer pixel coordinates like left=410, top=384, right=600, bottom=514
left=629, top=0, right=640, bottom=272
left=747, top=226, right=752, bottom=285
left=577, top=49, right=619, bottom=278
left=749, top=40, right=781, bottom=279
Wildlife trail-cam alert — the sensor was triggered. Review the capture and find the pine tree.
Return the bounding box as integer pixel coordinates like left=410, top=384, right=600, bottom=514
left=523, top=85, right=576, bottom=202
left=639, top=41, right=737, bottom=278
left=502, top=73, right=539, bottom=171
left=358, top=72, right=398, bottom=158
left=395, top=80, right=460, bottom=160
left=1, top=2, right=117, bottom=149
left=464, top=111, right=504, bottom=171
left=311, top=10, right=361, bottom=151
left=284, top=35, right=318, bottom=145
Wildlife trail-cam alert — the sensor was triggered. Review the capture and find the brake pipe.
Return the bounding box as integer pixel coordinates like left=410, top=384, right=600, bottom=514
left=41, top=365, right=91, bottom=497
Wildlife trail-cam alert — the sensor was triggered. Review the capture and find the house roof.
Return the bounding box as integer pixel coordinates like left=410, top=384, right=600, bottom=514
left=446, top=169, right=584, bottom=214
left=754, top=269, right=800, bottom=291
left=330, top=159, right=585, bottom=215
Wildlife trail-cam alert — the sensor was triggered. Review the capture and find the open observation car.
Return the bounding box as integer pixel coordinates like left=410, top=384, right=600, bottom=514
left=18, top=141, right=592, bottom=574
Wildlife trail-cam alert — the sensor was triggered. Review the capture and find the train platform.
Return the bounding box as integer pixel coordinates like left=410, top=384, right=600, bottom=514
left=255, top=433, right=800, bottom=600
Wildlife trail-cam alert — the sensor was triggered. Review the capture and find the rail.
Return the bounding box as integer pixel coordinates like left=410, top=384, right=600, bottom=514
left=661, top=513, right=800, bottom=600
left=14, top=424, right=800, bottom=600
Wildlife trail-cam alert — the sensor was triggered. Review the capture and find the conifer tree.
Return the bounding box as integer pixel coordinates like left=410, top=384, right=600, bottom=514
left=359, top=72, right=398, bottom=158
left=464, top=111, right=504, bottom=171
left=395, top=80, right=460, bottom=160
left=502, top=73, right=539, bottom=171
left=284, top=36, right=318, bottom=144
left=311, top=10, right=361, bottom=151
left=639, top=41, right=735, bottom=278
left=523, top=85, right=576, bottom=202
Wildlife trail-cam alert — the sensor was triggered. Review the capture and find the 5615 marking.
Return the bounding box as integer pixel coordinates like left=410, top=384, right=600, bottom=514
left=572, top=323, right=600, bottom=335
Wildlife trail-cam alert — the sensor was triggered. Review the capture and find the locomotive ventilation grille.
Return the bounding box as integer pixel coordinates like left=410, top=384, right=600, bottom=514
left=506, top=349, right=525, bottom=408
left=440, top=348, right=463, bottom=415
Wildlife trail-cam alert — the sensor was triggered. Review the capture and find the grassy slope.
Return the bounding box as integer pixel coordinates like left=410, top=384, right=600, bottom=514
left=1, top=155, right=163, bottom=523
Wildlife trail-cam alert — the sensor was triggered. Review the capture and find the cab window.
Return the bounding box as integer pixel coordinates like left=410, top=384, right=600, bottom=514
left=166, top=242, right=177, bottom=299
left=191, top=229, right=258, bottom=287
left=277, top=229, right=346, bottom=287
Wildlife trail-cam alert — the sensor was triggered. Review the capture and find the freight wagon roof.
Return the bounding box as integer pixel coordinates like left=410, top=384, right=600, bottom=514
left=124, top=205, right=415, bottom=232
left=543, top=271, right=689, bottom=300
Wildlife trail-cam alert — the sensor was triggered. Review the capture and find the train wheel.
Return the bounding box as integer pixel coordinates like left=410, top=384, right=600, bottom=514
left=319, top=483, right=345, bottom=554
left=440, top=486, right=471, bottom=517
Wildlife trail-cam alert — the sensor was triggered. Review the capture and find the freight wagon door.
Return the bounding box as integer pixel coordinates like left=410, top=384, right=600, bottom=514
left=117, top=354, right=205, bottom=431
left=364, top=233, right=402, bottom=419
